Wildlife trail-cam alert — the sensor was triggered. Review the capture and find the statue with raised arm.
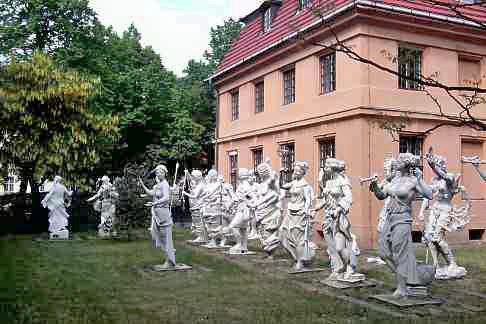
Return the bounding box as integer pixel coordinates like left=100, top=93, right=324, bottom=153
left=87, top=176, right=119, bottom=237
left=280, top=161, right=316, bottom=271
left=369, top=153, right=435, bottom=298
left=41, top=176, right=73, bottom=240
left=201, top=169, right=223, bottom=248
left=250, top=160, right=282, bottom=259
left=221, top=168, right=254, bottom=254
left=314, top=159, right=363, bottom=282
left=218, top=176, right=237, bottom=247
left=419, top=148, right=471, bottom=279
left=139, top=165, right=176, bottom=269
left=182, top=169, right=208, bottom=244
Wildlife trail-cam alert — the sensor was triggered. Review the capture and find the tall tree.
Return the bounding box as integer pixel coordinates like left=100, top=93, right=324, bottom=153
left=0, top=52, right=119, bottom=202
left=203, top=18, right=242, bottom=70
left=0, top=0, right=97, bottom=56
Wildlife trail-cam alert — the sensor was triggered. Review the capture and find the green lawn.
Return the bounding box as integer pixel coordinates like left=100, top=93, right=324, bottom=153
left=1, top=231, right=485, bottom=324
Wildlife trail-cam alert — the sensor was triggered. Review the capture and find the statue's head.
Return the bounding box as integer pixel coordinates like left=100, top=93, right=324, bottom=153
left=153, top=165, right=168, bottom=180
left=324, top=158, right=346, bottom=174
left=207, top=169, right=218, bottom=182
left=191, top=170, right=203, bottom=183
left=54, top=175, right=62, bottom=184
left=256, top=160, right=272, bottom=179
left=101, top=175, right=110, bottom=184
left=293, top=161, right=309, bottom=180
left=396, top=153, right=420, bottom=175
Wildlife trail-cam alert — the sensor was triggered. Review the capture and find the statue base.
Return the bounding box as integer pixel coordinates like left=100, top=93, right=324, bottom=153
left=201, top=243, right=229, bottom=249
left=436, top=265, right=467, bottom=280
left=371, top=294, right=443, bottom=307
left=49, top=229, right=69, bottom=240
left=224, top=250, right=257, bottom=255
left=288, top=268, right=326, bottom=275
left=321, top=278, right=376, bottom=289
left=338, top=273, right=366, bottom=283
left=153, top=264, right=192, bottom=272
left=186, top=240, right=207, bottom=245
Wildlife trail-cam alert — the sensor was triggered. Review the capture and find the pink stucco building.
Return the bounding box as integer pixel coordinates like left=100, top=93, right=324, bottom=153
left=210, top=0, right=486, bottom=248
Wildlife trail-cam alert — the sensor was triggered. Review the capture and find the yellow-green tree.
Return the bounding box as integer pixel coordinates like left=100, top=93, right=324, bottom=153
left=0, top=52, right=119, bottom=197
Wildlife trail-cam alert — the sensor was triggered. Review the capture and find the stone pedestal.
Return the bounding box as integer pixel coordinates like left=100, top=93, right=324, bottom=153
left=288, top=268, right=326, bottom=275
left=49, top=229, right=69, bottom=240
left=436, top=265, right=467, bottom=280
left=371, top=294, right=443, bottom=307
left=224, top=250, right=257, bottom=256
left=153, top=264, right=192, bottom=272
left=321, top=278, right=376, bottom=289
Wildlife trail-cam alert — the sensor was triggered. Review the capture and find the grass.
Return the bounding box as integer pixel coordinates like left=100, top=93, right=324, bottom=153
left=1, top=230, right=485, bottom=324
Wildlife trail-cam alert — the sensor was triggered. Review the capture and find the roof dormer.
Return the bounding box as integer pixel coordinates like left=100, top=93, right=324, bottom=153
left=240, top=1, right=282, bottom=33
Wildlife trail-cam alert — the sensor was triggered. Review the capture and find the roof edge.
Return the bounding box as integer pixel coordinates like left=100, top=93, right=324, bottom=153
left=207, top=0, right=484, bottom=83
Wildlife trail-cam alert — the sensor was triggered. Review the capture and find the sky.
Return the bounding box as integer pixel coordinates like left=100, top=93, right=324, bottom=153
left=89, top=0, right=261, bottom=76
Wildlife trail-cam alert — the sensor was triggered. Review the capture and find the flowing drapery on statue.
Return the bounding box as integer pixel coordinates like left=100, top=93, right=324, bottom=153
left=251, top=160, right=282, bottom=258
left=139, top=165, right=176, bottom=269
left=183, top=170, right=208, bottom=244
left=370, top=153, right=435, bottom=298
left=314, top=159, right=364, bottom=282
left=41, top=176, right=73, bottom=239
left=279, top=161, right=316, bottom=271
left=419, top=148, right=471, bottom=279
left=87, top=176, right=119, bottom=237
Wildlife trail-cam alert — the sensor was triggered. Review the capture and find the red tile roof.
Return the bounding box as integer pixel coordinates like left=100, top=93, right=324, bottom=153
left=213, top=0, right=486, bottom=79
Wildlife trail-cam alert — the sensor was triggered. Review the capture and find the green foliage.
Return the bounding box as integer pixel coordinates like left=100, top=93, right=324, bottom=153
left=114, top=163, right=151, bottom=239
left=203, top=18, right=243, bottom=70
left=0, top=0, right=97, bottom=55
left=0, top=52, right=119, bottom=189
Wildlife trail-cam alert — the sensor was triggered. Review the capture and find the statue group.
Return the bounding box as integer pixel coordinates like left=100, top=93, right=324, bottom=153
left=41, top=147, right=484, bottom=298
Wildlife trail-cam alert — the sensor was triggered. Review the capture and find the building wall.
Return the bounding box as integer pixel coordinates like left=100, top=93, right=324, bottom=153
left=215, top=19, right=486, bottom=248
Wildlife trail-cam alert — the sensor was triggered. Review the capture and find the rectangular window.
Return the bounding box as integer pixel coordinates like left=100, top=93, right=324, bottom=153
left=398, top=47, right=423, bottom=90
left=252, top=148, right=263, bottom=180
left=229, top=152, right=238, bottom=191
left=279, top=143, right=295, bottom=185
left=3, top=176, right=14, bottom=192
left=461, top=140, right=484, bottom=200
left=231, top=89, right=239, bottom=121
left=299, top=0, right=312, bottom=10
left=283, top=68, right=296, bottom=105
left=320, top=52, right=336, bottom=94
left=458, top=57, right=481, bottom=87
left=399, top=135, right=423, bottom=170
left=319, top=138, right=336, bottom=169
left=255, top=81, right=264, bottom=113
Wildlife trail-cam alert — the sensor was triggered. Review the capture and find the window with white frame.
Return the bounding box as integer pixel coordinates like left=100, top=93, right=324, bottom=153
left=279, top=143, right=295, bottom=184
left=255, top=81, right=264, bottom=113
left=263, top=7, right=274, bottom=32
left=320, top=52, right=336, bottom=94
left=283, top=68, right=296, bottom=105
left=231, top=89, right=239, bottom=121
left=299, top=0, right=313, bottom=10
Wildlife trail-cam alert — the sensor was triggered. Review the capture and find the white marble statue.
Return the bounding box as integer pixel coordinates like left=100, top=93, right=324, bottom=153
left=201, top=169, right=223, bottom=248
left=314, top=159, right=364, bottom=282
left=280, top=161, right=316, bottom=271
left=250, top=160, right=282, bottom=258
left=370, top=153, right=436, bottom=298
left=182, top=169, right=208, bottom=243
left=419, top=148, right=471, bottom=279
left=247, top=172, right=260, bottom=240
left=139, top=165, right=176, bottom=269
left=218, top=176, right=237, bottom=247
left=41, top=175, right=73, bottom=239
left=221, top=168, right=254, bottom=254
left=87, top=175, right=119, bottom=237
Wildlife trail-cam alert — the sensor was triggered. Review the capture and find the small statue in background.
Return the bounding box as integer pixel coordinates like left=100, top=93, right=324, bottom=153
left=219, top=176, right=237, bottom=247
left=314, top=159, right=363, bottom=282
left=87, top=176, right=119, bottom=237
left=41, top=176, right=73, bottom=240
left=420, top=148, right=471, bottom=279
left=280, top=161, right=315, bottom=271
left=251, top=160, right=282, bottom=259
left=182, top=170, right=208, bottom=244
